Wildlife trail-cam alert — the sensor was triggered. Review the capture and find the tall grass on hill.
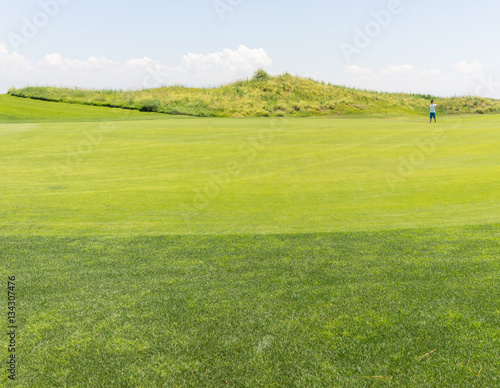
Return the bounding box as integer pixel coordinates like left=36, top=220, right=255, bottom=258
left=8, top=70, right=500, bottom=117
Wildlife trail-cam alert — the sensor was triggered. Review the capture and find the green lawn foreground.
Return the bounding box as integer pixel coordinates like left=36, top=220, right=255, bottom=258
left=1, top=96, right=499, bottom=386
left=1, top=228, right=499, bottom=387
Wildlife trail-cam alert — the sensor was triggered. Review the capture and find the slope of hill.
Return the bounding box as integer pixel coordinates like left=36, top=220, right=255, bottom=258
left=0, top=94, right=168, bottom=123
left=8, top=71, right=500, bottom=117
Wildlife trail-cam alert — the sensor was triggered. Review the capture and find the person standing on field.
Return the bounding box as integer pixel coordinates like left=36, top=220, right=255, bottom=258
left=429, top=100, right=438, bottom=123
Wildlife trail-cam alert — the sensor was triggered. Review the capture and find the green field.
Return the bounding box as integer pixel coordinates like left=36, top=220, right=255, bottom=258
left=1, top=96, right=499, bottom=386
left=0, top=94, right=167, bottom=123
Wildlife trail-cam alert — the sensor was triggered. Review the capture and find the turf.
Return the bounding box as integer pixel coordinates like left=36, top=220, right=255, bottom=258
left=0, top=94, right=167, bottom=123
left=1, top=96, right=499, bottom=386
left=1, top=227, right=499, bottom=387
left=0, top=113, right=498, bottom=235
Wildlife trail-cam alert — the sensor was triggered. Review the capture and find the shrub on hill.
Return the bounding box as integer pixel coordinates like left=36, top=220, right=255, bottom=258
left=252, top=69, right=271, bottom=82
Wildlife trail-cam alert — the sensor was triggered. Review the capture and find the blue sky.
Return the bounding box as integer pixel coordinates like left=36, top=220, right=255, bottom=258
left=1, top=0, right=499, bottom=97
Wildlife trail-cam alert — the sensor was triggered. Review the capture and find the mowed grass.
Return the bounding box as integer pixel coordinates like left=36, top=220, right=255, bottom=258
left=1, top=98, right=499, bottom=386
left=0, top=94, right=167, bottom=123
left=0, top=113, right=498, bottom=235
left=1, top=228, right=500, bottom=387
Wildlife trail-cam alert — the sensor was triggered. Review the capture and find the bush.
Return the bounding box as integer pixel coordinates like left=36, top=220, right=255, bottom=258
left=252, top=69, right=271, bottom=82
left=139, top=100, right=160, bottom=112
left=254, top=109, right=270, bottom=117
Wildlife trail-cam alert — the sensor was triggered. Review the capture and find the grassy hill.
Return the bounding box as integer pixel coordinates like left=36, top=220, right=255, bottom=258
left=8, top=71, right=500, bottom=117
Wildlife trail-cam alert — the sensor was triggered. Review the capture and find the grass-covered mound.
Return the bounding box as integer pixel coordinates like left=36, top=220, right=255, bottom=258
left=8, top=71, right=500, bottom=117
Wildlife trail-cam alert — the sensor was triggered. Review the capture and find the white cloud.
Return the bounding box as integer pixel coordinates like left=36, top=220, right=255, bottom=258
left=182, top=46, right=271, bottom=76
left=345, top=65, right=372, bottom=75
left=381, top=64, right=415, bottom=76
left=0, top=44, right=31, bottom=70
left=0, top=43, right=272, bottom=92
left=452, top=60, right=483, bottom=75
left=341, top=61, right=500, bottom=98
left=344, top=65, right=379, bottom=82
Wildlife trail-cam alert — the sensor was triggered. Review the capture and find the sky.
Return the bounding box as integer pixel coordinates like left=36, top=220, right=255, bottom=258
left=1, top=0, right=499, bottom=98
